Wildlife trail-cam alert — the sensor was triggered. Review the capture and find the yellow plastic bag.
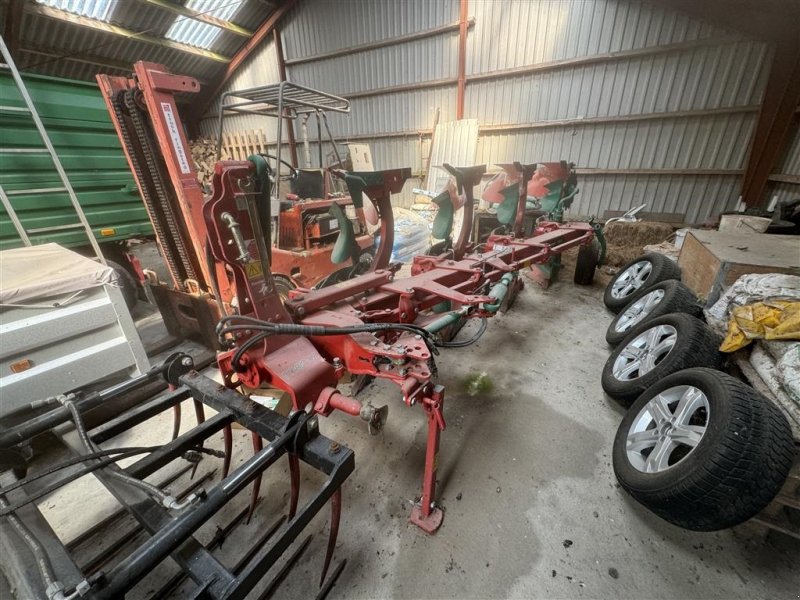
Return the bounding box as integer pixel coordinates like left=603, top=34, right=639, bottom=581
left=720, top=300, right=800, bottom=352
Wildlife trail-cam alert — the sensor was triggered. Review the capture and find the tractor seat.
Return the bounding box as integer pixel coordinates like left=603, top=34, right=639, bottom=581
left=290, top=169, right=325, bottom=199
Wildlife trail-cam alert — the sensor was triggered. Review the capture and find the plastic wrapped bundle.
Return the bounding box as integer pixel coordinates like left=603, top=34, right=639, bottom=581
left=376, top=207, right=432, bottom=264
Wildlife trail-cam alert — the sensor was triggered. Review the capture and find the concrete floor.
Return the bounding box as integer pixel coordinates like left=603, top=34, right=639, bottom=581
left=16, top=273, right=800, bottom=599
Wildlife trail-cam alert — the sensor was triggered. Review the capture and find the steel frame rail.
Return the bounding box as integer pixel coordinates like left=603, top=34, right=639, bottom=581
left=0, top=355, right=353, bottom=599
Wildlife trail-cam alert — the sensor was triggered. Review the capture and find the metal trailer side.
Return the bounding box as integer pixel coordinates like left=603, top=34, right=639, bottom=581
left=0, top=70, right=152, bottom=251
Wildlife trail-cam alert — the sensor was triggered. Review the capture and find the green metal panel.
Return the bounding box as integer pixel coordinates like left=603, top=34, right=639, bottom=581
left=0, top=70, right=152, bottom=251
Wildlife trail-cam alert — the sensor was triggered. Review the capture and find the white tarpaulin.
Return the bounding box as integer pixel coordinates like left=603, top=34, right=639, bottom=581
left=0, top=243, right=119, bottom=305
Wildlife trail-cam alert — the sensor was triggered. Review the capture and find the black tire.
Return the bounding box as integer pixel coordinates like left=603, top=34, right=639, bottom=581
left=605, top=280, right=703, bottom=346
left=273, top=275, right=295, bottom=302
left=573, top=239, right=600, bottom=285
left=601, top=313, right=723, bottom=405
left=613, top=368, right=795, bottom=531
left=106, top=259, right=139, bottom=311
left=603, top=253, right=681, bottom=313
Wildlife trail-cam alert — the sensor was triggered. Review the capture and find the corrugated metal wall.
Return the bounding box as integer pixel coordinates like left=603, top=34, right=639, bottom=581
left=201, top=0, right=773, bottom=220
left=198, top=38, right=281, bottom=142
left=768, top=117, right=800, bottom=205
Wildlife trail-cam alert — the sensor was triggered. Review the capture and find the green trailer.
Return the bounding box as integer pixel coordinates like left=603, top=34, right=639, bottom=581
left=0, top=70, right=152, bottom=255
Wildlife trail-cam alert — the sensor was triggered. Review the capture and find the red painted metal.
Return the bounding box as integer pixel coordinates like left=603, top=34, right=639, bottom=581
left=409, top=386, right=446, bottom=533
left=208, top=161, right=596, bottom=532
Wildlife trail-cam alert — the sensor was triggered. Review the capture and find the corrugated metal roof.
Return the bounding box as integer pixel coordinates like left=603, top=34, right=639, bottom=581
left=15, top=0, right=277, bottom=83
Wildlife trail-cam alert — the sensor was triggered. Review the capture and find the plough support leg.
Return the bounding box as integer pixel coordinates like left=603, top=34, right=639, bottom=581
left=409, top=385, right=446, bottom=533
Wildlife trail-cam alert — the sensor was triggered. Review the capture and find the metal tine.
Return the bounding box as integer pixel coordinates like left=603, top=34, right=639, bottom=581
left=288, top=452, right=300, bottom=520
left=221, top=423, right=233, bottom=477
left=319, top=488, right=342, bottom=587
left=315, top=559, right=347, bottom=600
left=171, top=402, right=182, bottom=440
left=248, top=433, right=263, bottom=523
left=256, top=534, right=314, bottom=600
left=0, top=105, right=30, bottom=112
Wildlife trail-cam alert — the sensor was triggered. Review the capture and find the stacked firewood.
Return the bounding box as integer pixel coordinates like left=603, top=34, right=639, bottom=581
left=190, top=138, right=228, bottom=190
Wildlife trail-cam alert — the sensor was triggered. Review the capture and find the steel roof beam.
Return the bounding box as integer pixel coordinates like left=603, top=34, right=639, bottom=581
left=138, top=0, right=253, bottom=37
left=26, top=3, right=231, bottom=63
left=21, top=45, right=133, bottom=73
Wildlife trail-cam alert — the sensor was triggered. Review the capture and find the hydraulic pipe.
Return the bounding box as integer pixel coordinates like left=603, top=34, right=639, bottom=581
left=0, top=363, right=170, bottom=449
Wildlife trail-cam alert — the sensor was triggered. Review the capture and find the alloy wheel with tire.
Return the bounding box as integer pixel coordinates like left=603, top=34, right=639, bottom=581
left=613, top=368, right=795, bottom=531
left=601, top=313, right=722, bottom=405
left=603, top=253, right=681, bottom=313
left=605, top=279, right=703, bottom=346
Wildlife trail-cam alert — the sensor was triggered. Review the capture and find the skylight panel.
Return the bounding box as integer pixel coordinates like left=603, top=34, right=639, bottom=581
left=36, top=0, right=116, bottom=22
left=165, top=0, right=246, bottom=50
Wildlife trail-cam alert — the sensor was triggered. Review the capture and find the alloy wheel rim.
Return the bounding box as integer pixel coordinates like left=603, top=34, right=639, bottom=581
left=611, top=260, right=652, bottom=299
left=614, top=289, right=665, bottom=333
left=626, top=385, right=709, bottom=473
left=612, top=324, right=677, bottom=380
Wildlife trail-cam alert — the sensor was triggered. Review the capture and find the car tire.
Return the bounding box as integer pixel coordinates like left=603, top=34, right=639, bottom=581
left=605, top=280, right=703, bottom=346
left=603, top=253, right=681, bottom=313
left=273, top=275, right=295, bottom=302
left=601, top=313, right=723, bottom=405
left=613, top=368, right=795, bottom=531
left=106, top=259, right=139, bottom=311
left=573, top=239, right=600, bottom=285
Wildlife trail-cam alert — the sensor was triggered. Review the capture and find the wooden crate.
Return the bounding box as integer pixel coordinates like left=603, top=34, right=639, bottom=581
left=678, top=230, right=800, bottom=305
